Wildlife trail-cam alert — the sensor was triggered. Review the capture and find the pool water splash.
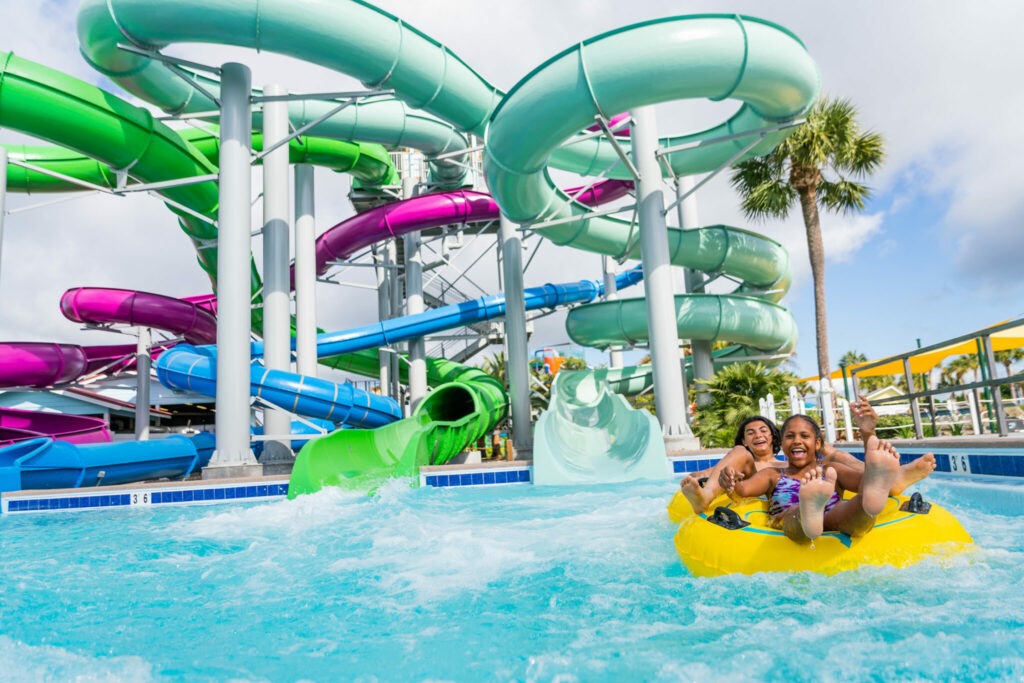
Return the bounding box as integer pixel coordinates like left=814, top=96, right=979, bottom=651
left=1, top=476, right=1022, bottom=681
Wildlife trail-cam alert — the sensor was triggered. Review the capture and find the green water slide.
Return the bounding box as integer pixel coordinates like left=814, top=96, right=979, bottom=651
left=6, top=132, right=395, bottom=194
left=288, top=352, right=507, bottom=496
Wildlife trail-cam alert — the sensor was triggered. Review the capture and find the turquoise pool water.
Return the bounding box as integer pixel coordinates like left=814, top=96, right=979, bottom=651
left=1, top=475, right=1022, bottom=681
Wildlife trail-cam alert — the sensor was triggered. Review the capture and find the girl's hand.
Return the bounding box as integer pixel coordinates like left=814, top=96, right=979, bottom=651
left=719, top=466, right=743, bottom=494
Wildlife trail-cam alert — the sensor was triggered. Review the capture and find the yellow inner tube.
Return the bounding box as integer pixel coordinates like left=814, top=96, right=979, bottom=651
left=668, top=490, right=973, bottom=577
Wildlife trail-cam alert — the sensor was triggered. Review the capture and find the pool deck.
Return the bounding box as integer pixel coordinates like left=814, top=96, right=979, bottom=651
left=3, top=436, right=1023, bottom=515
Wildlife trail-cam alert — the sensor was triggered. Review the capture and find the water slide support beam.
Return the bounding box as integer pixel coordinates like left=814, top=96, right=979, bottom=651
left=500, top=214, right=533, bottom=455
left=294, top=164, right=318, bottom=377
left=631, top=106, right=698, bottom=451
left=374, top=243, right=392, bottom=396
left=602, top=255, right=624, bottom=369
left=208, top=62, right=259, bottom=477
left=676, top=175, right=714, bottom=407
left=403, top=172, right=427, bottom=409
left=134, top=326, right=151, bottom=441
left=261, top=83, right=295, bottom=469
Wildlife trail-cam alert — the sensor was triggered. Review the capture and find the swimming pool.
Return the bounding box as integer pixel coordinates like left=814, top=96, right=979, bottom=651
left=1, top=475, right=1022, bottom=681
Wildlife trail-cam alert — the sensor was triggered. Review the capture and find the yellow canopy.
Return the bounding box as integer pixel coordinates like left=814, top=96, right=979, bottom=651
left=802, top=321, right=1024, bottom=382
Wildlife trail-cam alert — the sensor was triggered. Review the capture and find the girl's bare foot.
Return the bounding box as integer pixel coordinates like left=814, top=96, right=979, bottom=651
left=862, top=436, right=901, bottom=516
left=892, top=453, right=936, bottom=495
left=798, top=466, right=838, bottom=540
left=680, top=475, right=710, bottom=514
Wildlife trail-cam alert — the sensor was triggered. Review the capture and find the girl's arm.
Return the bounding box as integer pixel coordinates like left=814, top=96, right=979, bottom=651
left=731, top=468, right=777, bottom=499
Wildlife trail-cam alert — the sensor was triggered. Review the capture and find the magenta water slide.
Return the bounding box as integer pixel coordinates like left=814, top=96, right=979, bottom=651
left=306, top=181, right=630, bottom=276
left=0, top=406, right=111, bottom=446
left=0, top=289, right=218, bottom=389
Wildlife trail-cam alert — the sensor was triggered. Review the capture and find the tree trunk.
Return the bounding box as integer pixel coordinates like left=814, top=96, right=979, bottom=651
left=797, top=185, right=831, bottom=383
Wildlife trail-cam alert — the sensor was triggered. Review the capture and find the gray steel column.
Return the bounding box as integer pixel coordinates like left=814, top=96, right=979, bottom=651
left=601, top=255, right=623, bottom=369
left=499, top=214, right=533, bottom=455
left=675, top=175, right=714, bottom=406
left=902, top=358, right=924, bottom=439
left=260, top=83, right=294, bottom=470
left=403, top=174, right=427, bottom=408
left=374, top=243, right=392, bottom=395
left=134, top=327, right=151, bottom=441
left=631, top=105, right=697, bottom=451
left=294, top=164, right=318, bottom=377
left=209, top=62, right=259, bottom=475
left=387, top=237, right=402, bottom=403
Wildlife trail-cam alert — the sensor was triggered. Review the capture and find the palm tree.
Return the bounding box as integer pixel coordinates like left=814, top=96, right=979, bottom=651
left=995, top=348, right=1024, bottom=401
left=731, top=97, right=885, bottom=383
left=944, top=355, right=980, bottom=401
left=692, top=362, right=804, bottom=447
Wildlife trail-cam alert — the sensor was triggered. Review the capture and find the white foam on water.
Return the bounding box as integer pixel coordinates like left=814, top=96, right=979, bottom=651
left=0, top=635, right=155, bottom=682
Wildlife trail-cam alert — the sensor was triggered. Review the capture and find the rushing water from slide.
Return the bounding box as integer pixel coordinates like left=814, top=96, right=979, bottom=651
left=0, top=475, right=1021, bottom=681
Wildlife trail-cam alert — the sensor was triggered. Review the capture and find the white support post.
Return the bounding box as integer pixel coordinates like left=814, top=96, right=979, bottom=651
left=208, top=62, right=259, bottom=477
left=403, top=174, right=427, bottom=409
left=388, top=237, right=402, bottom=404
left=499, top=213, right=533, bottom=456
left=134, top=326, right=151, bottom=441
left=676, top=175, right=714, bottom=406
left=260, top=83, right=294, bottom=471
left=840, top=397, right=854, bottom=441
left=818, top=378, right=837, bottom=444
left=788, top=386, right=804, bottom=417
left=601, top=255, right=623, bottom=369
left=631, top=106, right=697, bottom=452
left=294, top=164, right=318, bottom=377
left=967, top=392, right=981, bottom=435
left=374, top=243, right=392, bottom=395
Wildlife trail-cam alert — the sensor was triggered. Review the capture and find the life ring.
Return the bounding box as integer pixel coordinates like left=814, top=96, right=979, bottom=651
left=667, top=490, right=973, bottom=577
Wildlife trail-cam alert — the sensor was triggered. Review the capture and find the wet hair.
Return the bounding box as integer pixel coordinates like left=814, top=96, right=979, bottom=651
left=780, top=414, right=824, bottom=454
left=733, top=416, right=781, bottom=455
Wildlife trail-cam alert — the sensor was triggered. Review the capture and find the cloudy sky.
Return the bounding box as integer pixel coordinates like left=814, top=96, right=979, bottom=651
left=1, top=0, right=1022, bottom=380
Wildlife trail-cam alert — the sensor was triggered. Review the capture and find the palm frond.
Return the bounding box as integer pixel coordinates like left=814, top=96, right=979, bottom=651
left=818, top=177, right=871, bottom=213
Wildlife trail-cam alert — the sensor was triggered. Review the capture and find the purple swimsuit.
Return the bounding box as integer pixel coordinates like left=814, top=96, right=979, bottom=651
left=768, top=472, right=840, bottom=518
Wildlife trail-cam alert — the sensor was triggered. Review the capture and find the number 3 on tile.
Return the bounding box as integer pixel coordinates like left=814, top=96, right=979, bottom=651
left=949, top=454, right=971, bottom=474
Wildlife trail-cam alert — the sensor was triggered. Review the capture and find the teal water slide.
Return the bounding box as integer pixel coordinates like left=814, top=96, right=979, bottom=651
left=480, top=16, right=817, bottom=482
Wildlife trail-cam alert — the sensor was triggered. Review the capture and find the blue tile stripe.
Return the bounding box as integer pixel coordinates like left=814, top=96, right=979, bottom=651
left=3, top=482, right=289, bottom=514
left=424, top=468, right=531, bottom=488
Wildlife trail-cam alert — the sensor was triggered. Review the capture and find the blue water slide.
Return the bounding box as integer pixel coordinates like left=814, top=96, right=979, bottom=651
left=0, top=433, right=214, bottom=493
left=156, top=268, right=644, bottom=425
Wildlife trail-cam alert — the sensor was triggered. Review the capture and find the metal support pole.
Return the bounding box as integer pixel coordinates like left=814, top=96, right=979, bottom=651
left=373, top=243, right=392, bottom=395
left=388, top=237, right=402, bottom=403
left=631, top=106, right=697, bottom=451
left=601, top=255, right=623, bottom=369
left=818, top=379, right=837, bottom=444
left=676, top=175, right=713, bottom=406
left=208, top=62, right=259, bottom=476
left=294, top=164, right=318, bottom=377
left=134, top=327, right=151, bottom=441
left=981, top=335, right=1009, bottom=435
left=260, top=83, right=294, bottom=471
left=902, top=357, right=924, bottom=439
left=403, top=174, right=427, bottom=409
left=499, top=214, right=533, bottom=456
